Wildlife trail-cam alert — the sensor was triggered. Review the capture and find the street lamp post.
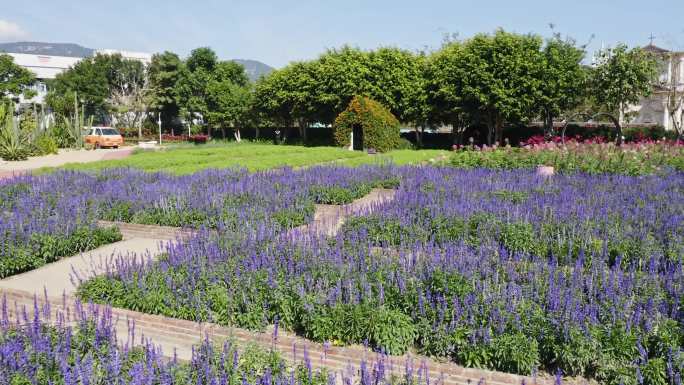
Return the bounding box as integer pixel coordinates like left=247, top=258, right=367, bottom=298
left=157, top=112, right=162, bottom=146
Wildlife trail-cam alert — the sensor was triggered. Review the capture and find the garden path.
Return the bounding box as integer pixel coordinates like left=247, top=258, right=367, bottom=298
left=289, top=188, right=396, bottom=237
left=0, top=147, right=133, bottom=179
left=0, top=237, right=164, bottom=297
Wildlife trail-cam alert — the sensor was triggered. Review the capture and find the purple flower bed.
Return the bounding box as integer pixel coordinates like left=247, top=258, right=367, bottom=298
left=0, top=173, right=122, bottom=278
left=0, top=166, right=397, bottom=278
left=343, top=167, right=683, bottom=263
left=0, top=297, right=427, bottom=385
left=78, top=167, right=684, bottom=384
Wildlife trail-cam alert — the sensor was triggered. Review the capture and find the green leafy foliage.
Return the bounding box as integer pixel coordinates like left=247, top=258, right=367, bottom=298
left=0, top=54, right=36, bottom=100
left=333, top=96, right=401, bottom=152
left=309, top=184, right=373, bottom=205
left=0, top=226, right=121, bottom=278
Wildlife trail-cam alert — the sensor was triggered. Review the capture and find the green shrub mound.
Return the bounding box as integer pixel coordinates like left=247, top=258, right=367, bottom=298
left=333, top=96, right=401, bottom=152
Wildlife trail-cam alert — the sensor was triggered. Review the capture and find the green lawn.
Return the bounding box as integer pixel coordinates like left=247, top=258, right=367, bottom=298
left=335, top=149, right=450, bottom=167
left=57, top=142, right=448, bottom=174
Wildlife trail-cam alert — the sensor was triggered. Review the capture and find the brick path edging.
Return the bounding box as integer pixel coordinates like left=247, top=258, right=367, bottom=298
left=0, top=287, right=589, bottom=385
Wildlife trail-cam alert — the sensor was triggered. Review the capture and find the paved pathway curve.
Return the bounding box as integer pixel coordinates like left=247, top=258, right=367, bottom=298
left=289, top=188, right=396, bottom=238
left=0, top=147, right=134, bottom=180
left=0, top=238, right=164, bottom=297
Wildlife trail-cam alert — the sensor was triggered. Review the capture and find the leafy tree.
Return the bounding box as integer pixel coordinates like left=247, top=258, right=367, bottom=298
left=0, top=54, right=36, bottom=101
left=148, top=51, right=183, bottom=130
left=456, top=30, right=544, bottom=145
left=108, top=59, right=149, bottom=136
left=46, top=53, right=144, bottom=124
left=175, top=47, right=219, bottom=131
left=538, top=34, right=588, bottom=137
left=209, top=84, right=252, bottom=141
left=425, top=41, right=478, bottom=146
left=252, top=61, right=319, bottom=142
left=314, top=46, right=422, bottom=125
left=591, top=44, right=659, bottom=143
left=254, top=46, right=423, bottom=144
left=206, top=62, right=251, bottom=140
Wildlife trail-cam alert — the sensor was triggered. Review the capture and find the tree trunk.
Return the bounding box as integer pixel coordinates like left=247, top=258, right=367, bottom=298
left=298, top=119, right=308, bottom=143
left=255, top=127, right=260, bottom=140
left=495, top=115, right=504, bottom=145
left=544, top=108, right=553, bottom=140
left=486, top=110, right=494, bottom=146
left=451, top=121, right=465, bottom=147
left=234, top=127, right=242, bottom=142
left=415, top=125, right=423, bottom=148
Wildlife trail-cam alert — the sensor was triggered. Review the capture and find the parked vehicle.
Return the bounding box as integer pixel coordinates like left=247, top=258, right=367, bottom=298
left=84, top=127, right=123, bottom=149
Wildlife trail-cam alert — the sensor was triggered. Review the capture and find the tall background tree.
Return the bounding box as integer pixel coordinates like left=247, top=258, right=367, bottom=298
left=590, top=44, right=658, bottom=143
left=456, top=30, right=544, bottom=145
left=175, top=47, right=218, bottom=133
left=425, top=41, right=476, bottom=146
left=148, top=51, right=182, bottom=132
left=46, top=53, right=147, bottom=126
left=537, top=33, right=588, bottom=137
left=0, top=54, right=36, bottom=102
left=206, top=60, right=250, bottom=140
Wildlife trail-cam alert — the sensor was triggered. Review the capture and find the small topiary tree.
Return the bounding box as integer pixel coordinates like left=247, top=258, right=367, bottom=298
left=333, top=96, right=401, bottom=152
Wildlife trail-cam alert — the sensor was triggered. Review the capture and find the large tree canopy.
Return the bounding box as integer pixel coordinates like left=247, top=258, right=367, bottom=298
left=0, top=54, right=36, bottom=102
left=253, top=46, right=423, bottom=129
left=46, top=53, right=145, bottom=123
left=148, top=51, right=183, bottom=127
left=537, top=34, right=588, bottom=136
left=591, top=44, right=658, bottom=122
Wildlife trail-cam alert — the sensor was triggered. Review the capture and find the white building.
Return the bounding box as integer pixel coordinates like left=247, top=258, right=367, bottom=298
left=6, top=53, right=82, bottom=104
left=630, top=44, right=684, bottom=132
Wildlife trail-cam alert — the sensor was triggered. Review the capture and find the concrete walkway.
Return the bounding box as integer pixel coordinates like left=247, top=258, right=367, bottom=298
left=0, top=147, right=134, bottom=179
left=289, top=188, right=396, bottom=237
left=0, top=237, right=164, bottom=297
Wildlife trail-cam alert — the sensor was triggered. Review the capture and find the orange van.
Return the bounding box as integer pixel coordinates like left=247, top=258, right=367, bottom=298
left=84, top=127, right=124, bottom=149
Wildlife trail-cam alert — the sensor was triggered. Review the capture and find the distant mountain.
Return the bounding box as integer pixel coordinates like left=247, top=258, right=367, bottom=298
left=232, top=59, right=274, bottom=81
left=0, top=42, right=94, bottom=57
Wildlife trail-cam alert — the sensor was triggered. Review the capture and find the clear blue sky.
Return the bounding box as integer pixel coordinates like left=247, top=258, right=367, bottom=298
left=2, top=0, right=683, bottom=67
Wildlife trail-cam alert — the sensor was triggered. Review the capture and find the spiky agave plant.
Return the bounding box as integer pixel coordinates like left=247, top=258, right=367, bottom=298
left=0, top=102, right=31, bottom=161
left=58, top=95, right=92, bottom=149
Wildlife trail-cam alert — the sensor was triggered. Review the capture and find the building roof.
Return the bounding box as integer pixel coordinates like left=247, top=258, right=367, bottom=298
left=642, top=44, right=671, bottom=54
left=6, top=53, right=82, bottom=79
